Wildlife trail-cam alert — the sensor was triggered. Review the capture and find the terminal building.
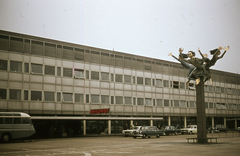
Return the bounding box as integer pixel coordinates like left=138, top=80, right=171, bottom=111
left=0, top=30, right=239, bottom=137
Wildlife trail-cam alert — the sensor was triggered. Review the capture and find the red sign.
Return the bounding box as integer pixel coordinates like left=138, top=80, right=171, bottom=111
left=90, top=108, right=110, bottom=114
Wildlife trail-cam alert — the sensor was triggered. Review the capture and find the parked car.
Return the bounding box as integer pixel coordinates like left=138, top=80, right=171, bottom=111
left=215, top=124, right=229, bottom=133
left=238, top=127, right=240, bottom=132
left=160, top=126, right=181, bottom=136
left=207, top=127, right=219, bottom=133
left=133, top=126, right=163, bottom=139
left=122, top=126, right=141, bottom=137
left=181, top=125, right=197, bottom=134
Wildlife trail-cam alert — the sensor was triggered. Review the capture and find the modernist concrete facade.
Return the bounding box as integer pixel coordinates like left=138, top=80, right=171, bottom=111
left=0, top=30, right=239, bottom=137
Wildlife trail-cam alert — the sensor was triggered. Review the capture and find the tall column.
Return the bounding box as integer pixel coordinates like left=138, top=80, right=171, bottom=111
left=184, top=116, right=187, bottom=128
left=196, top=76, right=207, bottom=143
left=108, top=120, right=111, bottom=135
left=168, top=116, right=171, bottom=126
left=212, top=117, right=214, bottom=127
left=83, top=120, right=86, bottom=136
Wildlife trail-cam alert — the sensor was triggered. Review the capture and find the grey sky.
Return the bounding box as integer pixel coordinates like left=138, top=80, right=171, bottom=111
left=0, top=0, right=239, bottom=74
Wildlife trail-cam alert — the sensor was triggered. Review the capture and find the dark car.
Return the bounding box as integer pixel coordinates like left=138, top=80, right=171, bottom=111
left=161, top=126, right=181, bottom=136
left=133, top=126, right=163, bottom=139
left=215, top=124, right=229, bottom=133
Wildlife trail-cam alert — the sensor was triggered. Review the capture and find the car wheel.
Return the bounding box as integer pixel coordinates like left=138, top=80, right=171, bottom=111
left=157, top=134, right=160, bottom=138
left=142, top=134, right=146, bottom=138
left=148, top=136, right=150, bottom=138
left=133, top=137, right=136, bottom=139
left=2, top=133, right=11, bottom=142
left=175, top=132, right=178, bottom=135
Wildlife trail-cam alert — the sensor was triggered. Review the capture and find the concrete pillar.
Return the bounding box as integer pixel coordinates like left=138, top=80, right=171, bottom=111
left=196, top=76, right=207, bottom=143
left=212, top=117, right=214, bottom=127
left=108, top=120, right=111, bottom=135
left=168, top=116, right=171, bottom=126
left=83, top=120, right=86, bottom=136
left=224, top=117, right=226, bottom=127
left=130, top=120, right=133, bottom=127
left=150, top=120, right=153, bottom=126
left=235, top=119, right=237, bottom=130
left=184, top=116, right=187, bottom=128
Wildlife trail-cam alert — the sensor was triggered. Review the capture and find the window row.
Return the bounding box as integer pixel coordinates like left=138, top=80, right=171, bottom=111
left=1, top=88, right=240, bottom=110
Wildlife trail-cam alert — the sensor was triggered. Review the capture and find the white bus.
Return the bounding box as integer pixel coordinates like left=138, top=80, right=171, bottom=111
left=0, top=112, right=36, bottom=142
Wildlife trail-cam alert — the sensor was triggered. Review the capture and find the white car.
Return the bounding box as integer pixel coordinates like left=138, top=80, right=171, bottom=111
left=122, top=126, right=141, bottom=137
left=181, top=125, right=197, bottom=134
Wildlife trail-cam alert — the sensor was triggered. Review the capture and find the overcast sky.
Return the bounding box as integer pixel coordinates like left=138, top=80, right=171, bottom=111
left=0, top=0, right=240, bottom=74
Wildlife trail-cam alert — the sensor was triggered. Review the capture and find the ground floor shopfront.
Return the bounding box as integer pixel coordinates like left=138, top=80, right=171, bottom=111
left=30, top=115, right=240, bottom=138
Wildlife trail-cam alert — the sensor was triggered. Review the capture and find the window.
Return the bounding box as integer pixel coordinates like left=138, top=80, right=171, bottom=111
left=115, top=74, right=123, bottom=82
left=188, top=83, right=195, bottom=90
left=132, top=76, right=135, bottom=84
left=227, top=88, right=232, bottom=94
left=133, top=97, right=136, bottom=105
left=216, top=103, right=222, bottom=109
left=209, top=102, right=213, bottom=108
left=22, top=118, right=30, bottom=124
left=91, top=71, right=99, bottom=80
left=116, top=96, right=123, bottom=104
left=86, top=70, right=89, bottom=79
left=24, top=90, right=28, bottom=100
left=156, top=79, right=162, bottom=87
left=63, top=68, right=72, bottom=77
left=75, top=93, right=84, bottom=102
left=44, top=91, right=55, bottom=101
left=124, top=75, right=131, bottom=83
left=57, top=67, right=61, bottom=76
left=137, top=77, right=143, bottom=85
left=174, top=100, right=179, bottom=107
left=86, top=94, right=89, bottom=103
left=14, top=118, right=21, bottom=124
left=180, top=82, right=185, bottom=89
left=9, top=89, right=21, bottom=100
left=215, top=86, right=221, bottom=93
left=221, top=87, right=225, bottom=93
left=10, top=61, right=22, bottom=72
left=101, top=95, right=109, bottom=104
left=164, top=100, right=169, bottom=107
left=74, top=69, right=84, bottom=78
left=173, top=81, right=179, bottom=89
left=31, top=91, right=42, bottom=101
left=152, top=79, right=155, bottom=86
left=57, top=92, right=61, bottom=102
left=145, top=78, right=151, bottom=86
left=31, top=63, right=43, bottom=74
left=137, top=98, right=144, bottom=105
left=189, top=101, right=195, bottom=108
left=163, top=80, right=169, bottom=87
left=111, top=73, right=114, bottom=82
left=24, top=63, right=29, bottom=73
left=124, top=97, right=132, bottom=105
left=91, top=94, right=99, bottom=103
left=0, top=60, right=7, bottom=71
left=0, top=89, right=7, bottom=99
left=145, top=98, right=152, bottom=106
left=101, top=72, right=109, bottom=81
left=221, top=103, right=227, bottom=109
left=180, top=100, right=187, bottom=107
left=45, top=65, right=55, bottom=75
left=156, top=99, right=163, bottom=107
left=205, top=102, right=208, bottom=108
left=208, top=86, right=213, bottom=92
left=63, top=93, right=73, bottom=102
left=111, top=96, right=114, bottom=104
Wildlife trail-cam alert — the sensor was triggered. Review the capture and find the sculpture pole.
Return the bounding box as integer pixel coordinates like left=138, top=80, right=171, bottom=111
left=196, top=76, right=207, bottom=143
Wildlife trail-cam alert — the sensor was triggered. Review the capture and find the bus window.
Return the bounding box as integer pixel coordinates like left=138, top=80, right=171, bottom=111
left=22, top=118, right=30, bottom=124
left=14, top=118, right=21, bottom=124
left=5, top=118, right=13, bottom=124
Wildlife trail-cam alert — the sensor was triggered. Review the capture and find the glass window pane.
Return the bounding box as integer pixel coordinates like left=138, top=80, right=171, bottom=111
left=156, top=79, right=162, bottom=87
left=137, top=98, right=144, bottom=105
left=63, top=93, right=73, bottom=102
left=124, top=97, right=132, bottom=105
left=115, top=74, right=123, bottom=82
left=145, top=78, right=151, bottom=86
left=0, top=60, right=7, bottom=71
left=137, top=77, right=143, bottom=85
left=45, top=65, right=55, bottom=75
left=57, top=67, right=61, bottom=76
left=24, top=90, right=28, bottom=100
left=74, top=69, right=84, bottom=78
left=101, top=95, right=109, bottom=104
left=9, top=89, right=21, bottom=100
left=10, top=61, right=22, bottom=72
left=163, top=80, right=169, bottom=87
left=0, top=89, right=7, bottom=99
left=145, top=98, right=152, bottom=106
left=75, top=93, right=84, bottom=102
left=63, top=68, right=72, bottom=77
left=164, top=100, right=169, bottom=107
left=91, top=71, right=99, bottom=80
left=57, top=92, right=61, bottom=102
left=44, top=91, right=55, bottom=101
left=190, top=101, right=195, bottom=108
left=124, top=75, right=131, bottom=83
left=116, top=96, right=123, bottom=104
left=101, top=72, right=109, bottom=81
left=31, top=91, right=42, bottom=101
left=174, top=100, right=179, bottom=107
left=91, top=94, right=99, bottom=103
left=24, top=63, right=29, bottom=73
left=157, top=99, right=163, bottom=107
left=180, top=100, right=187, bottom=107
left=31, top=63, right=43, bottom=74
